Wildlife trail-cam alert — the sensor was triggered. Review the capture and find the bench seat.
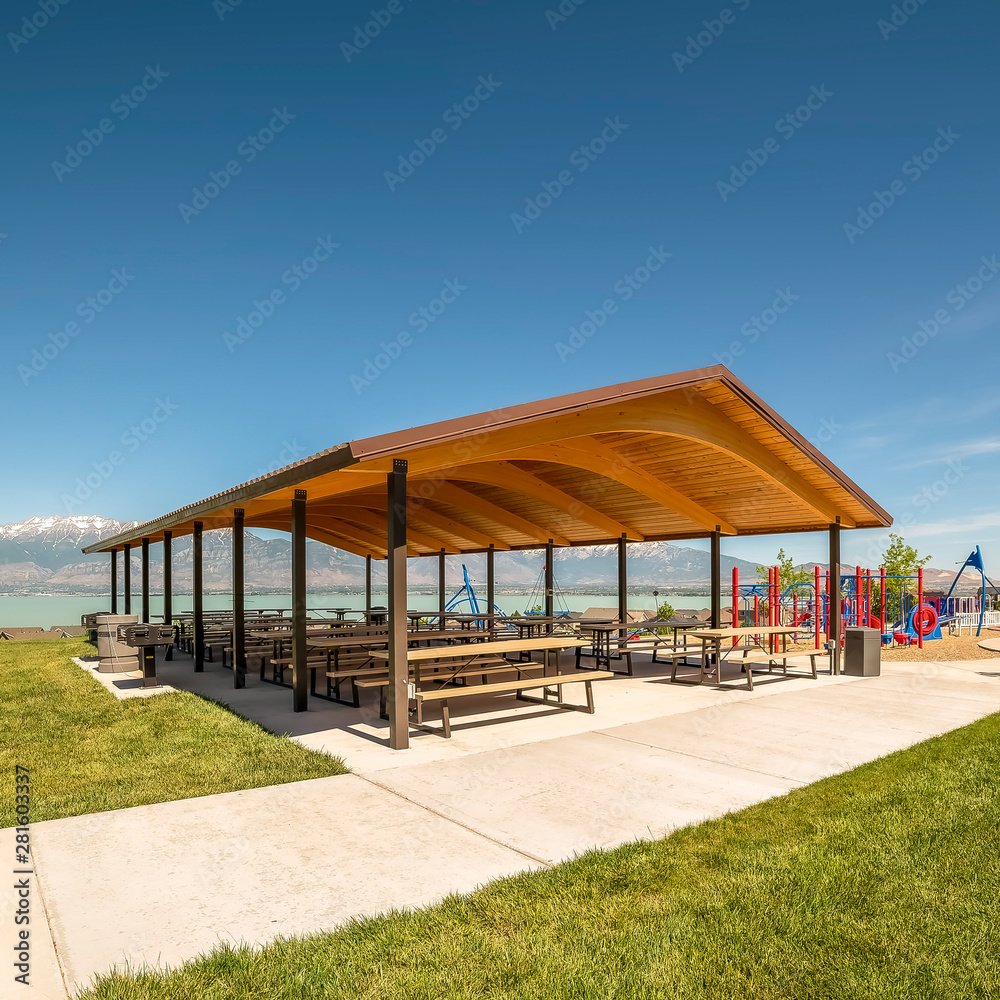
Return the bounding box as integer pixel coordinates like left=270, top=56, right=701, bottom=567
left=412, top=669, right=616, bottom=738
left=758, top=647, right=827, bottom=678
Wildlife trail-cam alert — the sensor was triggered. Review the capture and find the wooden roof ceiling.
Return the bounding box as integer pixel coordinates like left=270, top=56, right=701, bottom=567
left=83, top=366, right=891, bottom=557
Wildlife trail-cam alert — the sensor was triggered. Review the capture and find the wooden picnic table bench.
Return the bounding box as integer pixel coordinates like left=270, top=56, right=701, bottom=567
left=681, top=626, right=811, bottom=690
left=414, top=670, right=615, bottom=738
left=369, top=637, right=604, bottom=737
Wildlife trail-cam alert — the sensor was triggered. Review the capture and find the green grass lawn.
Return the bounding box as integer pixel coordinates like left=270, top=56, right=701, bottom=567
left=0, top=639, right=346, bottom=827
left=78, top=711, right=1000, bottom=999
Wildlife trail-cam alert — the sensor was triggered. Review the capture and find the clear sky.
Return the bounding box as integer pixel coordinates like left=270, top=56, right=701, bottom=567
left=3, top=0, right=998, bottom=572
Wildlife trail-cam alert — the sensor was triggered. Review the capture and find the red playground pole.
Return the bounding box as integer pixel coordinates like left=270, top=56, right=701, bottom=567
left=880, top=565, right=886, bottom=632
left=768, top=566, right=774, bottom=651
left=773, top=564, right=780, bottom=652
left=814, top=564, right=821, bottom=649
left=732, top=566, right=738, bottom=646
left=825, top=571, right=831, bottom=640
left=918, top=566, right=924, bottom=649
left=855, top=565, right=862, bottom=627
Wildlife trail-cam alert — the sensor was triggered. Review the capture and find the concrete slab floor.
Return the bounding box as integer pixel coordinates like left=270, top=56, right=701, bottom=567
left=29, top=648, right=1000, bottom=993
left=112, top=645, right=863, bottom=774
left=72, top=655, right=180, bottom=700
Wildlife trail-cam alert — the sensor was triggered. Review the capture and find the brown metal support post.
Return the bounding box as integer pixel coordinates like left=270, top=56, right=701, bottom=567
left=141, top=538, right=150, bottom=623
left=193, top=521, right=204, bottom=672
left=544, top=540, right=554, bottom=620
left=291, top=491, right=308, bottom=712
left=110, top=550, right=117, bottom=614
left=365, top=554, right=372, bottom=617
left=438, top=548, right=446, bottom=624
left=233, top=508, right=246, bottom=689
left=487, top=543, right=495, bottom=622
left=829, top=519, right=842, bottom=674
left=123, top=543, right=131, bottom=614
left=163, top=531, right=172, bottom=661
left=710, top=527, right=721, bottom=628
left=617, top=533, right=627, bottom=633
left=387, top=459, right=409, bottom=750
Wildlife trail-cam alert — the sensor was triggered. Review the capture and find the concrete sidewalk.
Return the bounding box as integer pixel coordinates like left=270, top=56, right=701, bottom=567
left=23, top=655, right=1000, bottom=996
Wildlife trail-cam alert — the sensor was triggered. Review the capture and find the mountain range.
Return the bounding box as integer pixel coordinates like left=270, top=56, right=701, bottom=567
left=0, top=515, right=985, bottom=595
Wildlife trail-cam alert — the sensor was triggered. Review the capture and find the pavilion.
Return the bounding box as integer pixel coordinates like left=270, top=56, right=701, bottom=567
left=83, top=365, right=892, bottom=749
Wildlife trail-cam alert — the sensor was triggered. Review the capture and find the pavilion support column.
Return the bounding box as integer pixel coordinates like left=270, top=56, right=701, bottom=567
left=292, top=491, right=308, bottom=712
left=710, top=527, right=722, bottom=629
left=438, top=549, right=446, bottom=624
left=163, top=531, right=173, bottom=661
left=193, top=522, right=204, bottom=672
left=617, top=533, right=627, bottom=632
left=141, top=538, right=150, bottom=623
left=387, top=459, right=409, bottom=750
left=233, top=508, right=246, bottom=689
left=123, top=544, right=131, bottom=615
left=487, top=544, right=495, bottom=622
left=829, top=519, right=842, bottom=675
left=365, top=555, right=372, bottom=618
left=110, top=550, right=117, bottom=614
left=544, top=539, right=554, bottom=626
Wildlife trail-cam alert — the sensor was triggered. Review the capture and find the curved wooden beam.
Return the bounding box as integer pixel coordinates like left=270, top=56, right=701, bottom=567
left=431, top=482, right=571, bottom=547
left=501, top=442, right=737, bottom=535
left=436, top=463, right=645, bottom=540
left=248, top=517, right=396, bottom=559
left=372, top=393, right=854, bottom=527
left=618, top=396, right=856, bottom=527
left=320, top=506, right=461, bottom=554
left=316, top=495, right=513, bottom=551
left=406, top=503, right=512, bottom=551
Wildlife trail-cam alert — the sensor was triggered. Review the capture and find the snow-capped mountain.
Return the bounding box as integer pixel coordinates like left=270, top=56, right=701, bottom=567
left=0, top=514, right=770, bottom=593
left=0, top=515, right=986, bottom=595
left=0, top=515, right=139, bottom=572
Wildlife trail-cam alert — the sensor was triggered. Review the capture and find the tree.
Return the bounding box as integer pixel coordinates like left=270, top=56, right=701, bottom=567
left=878, top=532, right=931, bottom=621
left=656, top=599, right=676, bottom=621
left=881, top=532, right=931, bottom=577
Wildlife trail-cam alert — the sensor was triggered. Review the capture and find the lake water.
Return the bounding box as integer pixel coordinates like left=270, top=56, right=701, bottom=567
left=0, top=592, right=712, bottom=628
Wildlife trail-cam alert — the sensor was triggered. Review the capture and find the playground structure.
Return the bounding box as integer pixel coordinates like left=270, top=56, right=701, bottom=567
left=930, top=546, right=1000, bottom=636
left=428, top=563, right=508, bottom=627
left=731, top=547, right=999, bottom=648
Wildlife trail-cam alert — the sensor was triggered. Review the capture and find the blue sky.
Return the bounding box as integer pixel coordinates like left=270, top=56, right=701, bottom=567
left=3, top=0, right=998, bottom=572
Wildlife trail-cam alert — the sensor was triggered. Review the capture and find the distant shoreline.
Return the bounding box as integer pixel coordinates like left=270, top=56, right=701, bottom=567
left=0, top=587, right=720, bottom=598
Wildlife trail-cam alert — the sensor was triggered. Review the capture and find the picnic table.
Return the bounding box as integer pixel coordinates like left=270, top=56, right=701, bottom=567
left=575, top=621, right=630, bottom=669
left=443, top=613, right=498, bottom=630
left=370, top=636, right=610, bottom=737
left=682, top=626, right=811, bottom=690
left=502, top=615, right=572, bottom=653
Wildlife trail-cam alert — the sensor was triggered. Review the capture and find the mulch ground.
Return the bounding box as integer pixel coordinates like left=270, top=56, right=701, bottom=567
left=778, top=631, right=1000, bottom=662
left=879, top=632, right=1000, bottom=662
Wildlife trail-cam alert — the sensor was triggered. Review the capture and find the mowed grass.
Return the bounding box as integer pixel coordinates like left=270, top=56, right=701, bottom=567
left=0, top=639, right=346, bottom=827
left=80, top=712, right=1000, bottom=999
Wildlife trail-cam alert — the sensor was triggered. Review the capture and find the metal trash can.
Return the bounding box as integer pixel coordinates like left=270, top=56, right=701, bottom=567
left=844, top=626, right=881, bottom=676
left=94, top=614, right=138, bottom=673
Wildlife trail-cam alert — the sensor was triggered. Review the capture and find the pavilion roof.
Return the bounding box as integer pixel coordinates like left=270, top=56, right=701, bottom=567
left=83, top=365, right=891, bottom=558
